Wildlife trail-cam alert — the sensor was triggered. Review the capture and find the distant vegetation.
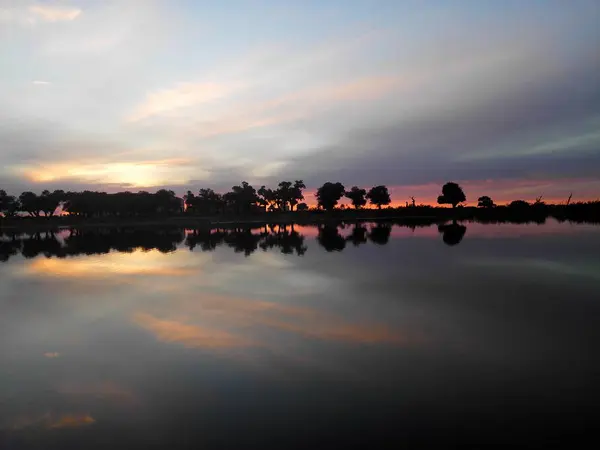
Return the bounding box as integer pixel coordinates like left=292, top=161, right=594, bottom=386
left=1, top=181, right=599, bottom=225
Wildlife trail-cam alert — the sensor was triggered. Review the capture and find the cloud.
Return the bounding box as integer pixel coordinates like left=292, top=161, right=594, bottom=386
left=1, top=1, right=598, bottom=200
left=128, top=82, right=241, bottom=122
left=32, top=80, right=51, bottom=85
left=28, top=5, right=81, bottom=22
left=44, top=351, right=60, bottom=358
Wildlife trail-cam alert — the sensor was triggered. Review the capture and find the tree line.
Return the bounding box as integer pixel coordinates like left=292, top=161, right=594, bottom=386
left=0, top=180, right=394, bottom=217
left=1, top=181, right=598, bottom=219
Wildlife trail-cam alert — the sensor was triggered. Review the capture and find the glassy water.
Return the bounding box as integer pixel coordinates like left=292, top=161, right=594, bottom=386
left=1, top=221, right=599, bottom=449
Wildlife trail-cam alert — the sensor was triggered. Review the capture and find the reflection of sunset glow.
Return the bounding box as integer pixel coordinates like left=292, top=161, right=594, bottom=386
left=134, top=293, right=410, bottom=350
left=48, top=414, right=96, bottom=429
left=18, top=159, right=198, bottom=187
left=6, top=413, right=95, bottom=430
left=134, top=313, right=254, bottom=349
left=57, top=381, right=137, bottom=405
left=25, top=251, right=196, bottom=278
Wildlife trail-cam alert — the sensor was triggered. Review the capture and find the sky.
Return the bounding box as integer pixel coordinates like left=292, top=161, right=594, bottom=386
left=1, top=0, right=599, bottom=205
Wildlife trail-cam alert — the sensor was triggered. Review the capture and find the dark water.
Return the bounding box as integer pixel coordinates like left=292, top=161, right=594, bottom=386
left=1, top=221, right=599, bottom=449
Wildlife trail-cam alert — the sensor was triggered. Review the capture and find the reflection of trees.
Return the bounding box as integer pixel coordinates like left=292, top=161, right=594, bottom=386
left=260, top=224, right=307, bottom=256
left=1, top=220, right=474, bottom=262
left=0, top=233, right=22, bottom=262
left=15, top=232, right=66, bottom=259
left=346, top=224, right=368, bottom=246
left=437, top=222, right=467, bottom=246
left=65, top=228, right=185, bottom=254
left=317, top=224, right=346, bottom=252
left=185, top=225, right=308, bottom=256
left=368, top=223, right=392, bottom=245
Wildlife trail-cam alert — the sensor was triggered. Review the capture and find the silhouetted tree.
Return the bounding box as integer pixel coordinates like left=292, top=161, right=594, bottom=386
left=39, top=189, right=65, bottom=216
left=19, top=191, right=41, bottom=217
left=257, top=186, right=275, bottom=212
left=296, top=202, right=309, bottom=211
left=368, top=223, right=392, bottom=245
left=437, top=182, right=466, bottom=208
left=534, top=195, right=546, bottom=206
left=224, top=182, right=258, bottom=214
left=345, top=186, right=367, bottom=209
left=509, top=200, right=530, bottom=209
left=316, top=182, right=345, bottom=211
left=477, top=196, right=495, bottom=208
left=287, top=180, right=306, bottom=211
left=0, top=190, right=20, bottom=218
left=184, top=190, right=196, bottom=213
left=366, top=185, right=391, bottom=209
left=438, top=222, right=467, bottom=246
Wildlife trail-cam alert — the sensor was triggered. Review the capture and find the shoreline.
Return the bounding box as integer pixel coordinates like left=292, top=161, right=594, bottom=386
left=1, top=207, right=598, bottom=233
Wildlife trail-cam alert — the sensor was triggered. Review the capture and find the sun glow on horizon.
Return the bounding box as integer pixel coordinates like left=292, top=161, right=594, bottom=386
left=15, top=159, right=199, bottom=188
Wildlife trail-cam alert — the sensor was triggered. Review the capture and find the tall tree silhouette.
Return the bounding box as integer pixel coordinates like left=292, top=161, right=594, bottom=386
left=290, top=180, right=306, bottom=211
left=257, top=186, right=274, bottom=212
left=19, top=191, right=41, bottom=217
left=345, top=186, right=367, bottom=209
left=437, top=182, right=466, bottom=208
left=225, top=182, right=258, bottom=214
left=184, top=190, right=196, bottom=213
left=316, top=182, right=345, bottom=211
left=366, top=185, right=391, bottom=209
left=0, top=190, right=19, bottom=217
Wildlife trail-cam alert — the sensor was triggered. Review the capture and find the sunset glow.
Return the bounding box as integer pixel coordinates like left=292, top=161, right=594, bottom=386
left=0, top=1, right=598, bottom=201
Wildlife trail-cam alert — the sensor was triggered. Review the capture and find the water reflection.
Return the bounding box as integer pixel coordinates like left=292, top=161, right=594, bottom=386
left=438, top=222, right=467, bottom=246
left=1, top=220, right=600, bottom=449
left=1, top=220, right=473, bottom=262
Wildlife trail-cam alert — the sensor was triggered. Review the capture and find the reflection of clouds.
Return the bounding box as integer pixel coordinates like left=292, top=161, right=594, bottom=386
left=57, top=381, right=137, bottom=405
left=44, top=351, right=60, bottom=358
left=6, top=412, right=95, bottom=430
left=134, top=293, right=410, bottom=351
left=49, top=414, right=96, bottom=429
left=134, top=313, right=255, bottom=349
left=468, top=258, right=600, bottom=281
left=23, top=251, right=198, bottom=279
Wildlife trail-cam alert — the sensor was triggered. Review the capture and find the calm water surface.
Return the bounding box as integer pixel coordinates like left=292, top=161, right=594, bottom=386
left=1, top=221, right=599, bottom=449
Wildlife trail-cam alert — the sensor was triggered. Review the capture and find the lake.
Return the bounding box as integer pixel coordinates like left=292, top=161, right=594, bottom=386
left=1, top=220, right=599, bottom=449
